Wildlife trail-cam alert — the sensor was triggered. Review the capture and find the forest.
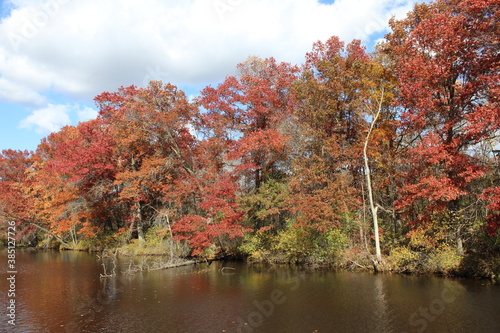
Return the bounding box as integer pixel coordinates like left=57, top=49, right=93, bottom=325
left=1, top=0, right=499, bottom=279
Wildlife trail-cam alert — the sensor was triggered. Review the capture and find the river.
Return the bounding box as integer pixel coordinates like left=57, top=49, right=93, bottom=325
left=0, top=250, right=499, bottom=332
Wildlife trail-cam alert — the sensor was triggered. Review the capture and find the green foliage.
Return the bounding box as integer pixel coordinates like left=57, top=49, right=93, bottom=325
left=37, top=236, right=62, bottom=250
left=120, top=226, right=190, bottom=256
left=387, top=247, right=419, bottom=272
left=240, top=221, right=350, bottom=265
left=427, top=245, right=462, bottom=274
left=239, top=179, right=290, bottom=231
left=388, top=244, right=463, bottom=275
left=273, top=225, right=313, bottom=262
left=239, top=231, right=277, bottom=262
left=315, top=228, right=350, bottom=261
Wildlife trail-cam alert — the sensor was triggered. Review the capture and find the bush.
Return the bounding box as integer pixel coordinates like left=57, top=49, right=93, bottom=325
left=325, top=229, right=350, bottom=256
left=427, top=245, right=462, bottom=274
left=274, top=226, right=313, bottom=262
left=388, top=246, right=419, bottom=272
left=120, top=226, right=190, bottom=257
left=239, top=223, right=350, bottom=266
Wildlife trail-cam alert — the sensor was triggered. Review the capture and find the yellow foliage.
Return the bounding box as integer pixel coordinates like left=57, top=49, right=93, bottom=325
left=388, top=247, right=419, bottom=272
left=427, top=245, right=462, bottom=274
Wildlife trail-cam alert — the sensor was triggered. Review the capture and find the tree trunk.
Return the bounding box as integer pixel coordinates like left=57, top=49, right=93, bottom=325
left=364, top=155, right=382, bottom=263
left=136, top=202, right=145, bottom=242
left=363, top=87, right=384, bottom=263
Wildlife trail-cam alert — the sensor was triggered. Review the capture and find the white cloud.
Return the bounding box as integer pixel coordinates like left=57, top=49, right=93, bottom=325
left=1, top=0, right=424, bottom=108
left=19, top=103, right=71, bottom=134
left=18, top=103, right=99, bottom=134
left=0, top=77, right=46, bottom=106
left=77, top=106, right=98, bottom=122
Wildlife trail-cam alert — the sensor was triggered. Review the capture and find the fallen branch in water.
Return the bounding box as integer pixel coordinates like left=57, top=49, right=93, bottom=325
left=151, top=260, right=197, bottom=270
left=347, top=260, right=370, bottom=270
left=98, top=250, right=117, bottom=278
left=221, top=266, right=236, bottom=272
left=124, top=259, right=198, bottom=274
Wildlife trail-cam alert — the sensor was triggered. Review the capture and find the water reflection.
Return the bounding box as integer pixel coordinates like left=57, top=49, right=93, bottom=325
left=372, top=275, right=394, bottom=333
left=0, top=250, right=499, bottom=333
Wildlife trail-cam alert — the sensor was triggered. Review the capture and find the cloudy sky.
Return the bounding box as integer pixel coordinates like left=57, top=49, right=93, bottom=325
left=0, top=0, right=426, bottom=152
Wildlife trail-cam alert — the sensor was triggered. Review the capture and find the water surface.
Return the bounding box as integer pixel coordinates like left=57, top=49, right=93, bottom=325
left=1, top=250, right=499, bottom=332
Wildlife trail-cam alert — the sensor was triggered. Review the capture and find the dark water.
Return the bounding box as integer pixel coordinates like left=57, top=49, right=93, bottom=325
left=0, top=250, right=499, bottom=333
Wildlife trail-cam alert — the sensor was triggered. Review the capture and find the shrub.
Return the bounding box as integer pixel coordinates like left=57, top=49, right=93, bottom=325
left=427, top=245, right=462, bottom=274
left=388, top=246, right=419, bottom=272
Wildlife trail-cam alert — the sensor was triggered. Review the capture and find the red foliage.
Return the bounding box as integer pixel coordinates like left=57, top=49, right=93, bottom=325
left=480, top=187, right=500, bottom=235
left=199, top=56, right=299, bottom=189
left=388, top=0, right=499, bottom=223
left=0, top=149, right=35, bottom=223
left=172, top=176, right=247, bottom=255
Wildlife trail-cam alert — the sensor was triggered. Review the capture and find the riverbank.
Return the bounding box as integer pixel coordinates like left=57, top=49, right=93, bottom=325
left=7, top=241, right=498, bottom=283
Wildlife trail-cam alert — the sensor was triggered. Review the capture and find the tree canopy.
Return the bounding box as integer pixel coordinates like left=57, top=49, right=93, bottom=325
left=1, top=0, right=499, bottom=277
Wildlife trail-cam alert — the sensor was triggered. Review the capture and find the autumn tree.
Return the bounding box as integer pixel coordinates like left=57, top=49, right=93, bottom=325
left=0, top=149, right=40, bottom=243
left=172, top=173, right=247, bottom=256
left=95, top=82, right=199, bottom=241
left=386, top=0, right=500, bottom=251
left=199, top=56, right=299, bottom=191
left=20, top=120, right=118, bottom=247
left=94, top=81, right=247, bottom=255
left=290, top=37, right=398, bottom=261
left=0, top=150, right=33, bottom=220
left=198, top=57, right=300, bottom=248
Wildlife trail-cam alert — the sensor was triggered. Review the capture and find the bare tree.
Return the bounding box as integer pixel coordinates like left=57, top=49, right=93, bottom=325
left=363, top=87, right=385, bottom=263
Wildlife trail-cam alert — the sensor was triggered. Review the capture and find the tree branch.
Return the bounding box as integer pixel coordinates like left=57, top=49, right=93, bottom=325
left=1, top=211, right=71, bottom=248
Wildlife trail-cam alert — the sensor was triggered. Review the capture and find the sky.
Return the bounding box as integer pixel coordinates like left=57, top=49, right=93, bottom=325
left=0, top=0, right=427, bottom=153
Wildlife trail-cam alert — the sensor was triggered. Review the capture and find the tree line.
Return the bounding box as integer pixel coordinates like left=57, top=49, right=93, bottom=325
left=1, top=0, right=499, bottom=277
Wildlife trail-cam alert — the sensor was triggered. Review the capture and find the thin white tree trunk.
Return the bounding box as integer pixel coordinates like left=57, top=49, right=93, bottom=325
left=363, top=87, right=384, bottom=263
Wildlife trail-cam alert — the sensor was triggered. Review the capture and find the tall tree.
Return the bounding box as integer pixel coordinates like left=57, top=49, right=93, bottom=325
left=0, top=149, right=39, bottom=242
left=22, top=121, right=118, bottom=246
left=95, top=82, right=199, bottom=241
left=291, top=37, right=397, bottom=260
left=199, top=56, right=299, bottom=191
left=290, top=38, right=367, bottom=233
left=386, top=0, right=500, bottom=245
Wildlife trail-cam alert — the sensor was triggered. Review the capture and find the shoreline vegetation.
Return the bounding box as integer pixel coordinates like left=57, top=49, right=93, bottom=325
left=1, top=0, right=499, bottom=283
left=4, top=241, right=499, bottom=283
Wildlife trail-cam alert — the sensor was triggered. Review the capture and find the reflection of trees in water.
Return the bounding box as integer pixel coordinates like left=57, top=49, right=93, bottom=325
left=372, top=275, right=395, bottom=333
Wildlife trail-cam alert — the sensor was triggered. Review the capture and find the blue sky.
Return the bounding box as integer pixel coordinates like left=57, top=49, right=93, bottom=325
left=0, top=0, right=426, bottom=153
